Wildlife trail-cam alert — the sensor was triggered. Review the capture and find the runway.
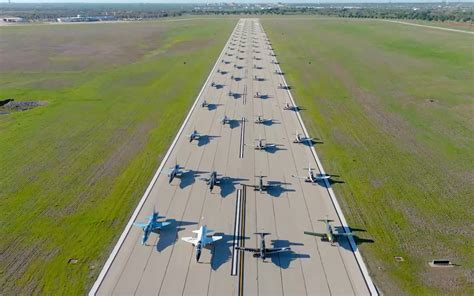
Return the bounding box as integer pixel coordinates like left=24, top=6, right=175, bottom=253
left=91, top=18, right=376, bottom=296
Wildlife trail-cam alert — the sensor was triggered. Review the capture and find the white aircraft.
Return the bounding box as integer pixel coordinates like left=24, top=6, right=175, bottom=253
left=182, top=225, right=222, bottom=262
left=283, top=102, right=300, bottom=111
left=250, top=137, right=275, bottom=151
left=292, top=164, right=330, bottom=183
left=293, top=130, right=317, bottom=144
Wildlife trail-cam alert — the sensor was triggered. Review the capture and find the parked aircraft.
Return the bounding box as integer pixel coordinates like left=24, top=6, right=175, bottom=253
left=200, top=171, right=220, bottom=192
left=250, top=137, right=275, bottom=151
left=221, top=115, right=231, bottom=125
left=292, top=164, right=330, bottom=183
left=304, top=217, right=354, bottom=246
left=201, top=100, right=209, bottom=108
left=254, top=115, right=267, bottom=124
left=249, top=175, right=270, bottom=193
left=182, top=225, right=222, bottom=262
left=293, top=131, right=317, bottom=144
left=133, top=208, right=171, bottom=245
left=236, top=232, right=290, bottom=262
left=189, top=129, right=203, bottom=143
left=283, top=102, right=300, bottom=111
left=167, top=162, right=187, bottom=184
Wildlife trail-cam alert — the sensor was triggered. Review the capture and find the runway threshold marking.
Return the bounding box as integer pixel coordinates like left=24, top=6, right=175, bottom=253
left=238, top=185, right=247, bottom=296
left=231, top=189, right=242, bottom=276
left=239, top=117, right=246, bottom=159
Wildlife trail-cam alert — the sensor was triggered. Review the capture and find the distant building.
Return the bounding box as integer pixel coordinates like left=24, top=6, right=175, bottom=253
left=1, top=16, right=26, bottom=23
left=56, top=15, right=116, bottom=23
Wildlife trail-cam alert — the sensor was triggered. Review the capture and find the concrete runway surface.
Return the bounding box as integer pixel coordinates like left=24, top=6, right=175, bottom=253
left=91, top=19, right=375, bottom=296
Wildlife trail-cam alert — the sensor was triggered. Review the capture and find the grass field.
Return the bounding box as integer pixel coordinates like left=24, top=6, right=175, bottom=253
left=0, top=19, right=235, bottom=294
left=263, top=17, right=473, bottom=295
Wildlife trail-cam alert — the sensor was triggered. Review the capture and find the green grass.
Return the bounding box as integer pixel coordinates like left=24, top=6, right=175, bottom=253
left=263, top=17, right=473, bottom=295
left=0, top=19, right=235, bottom=294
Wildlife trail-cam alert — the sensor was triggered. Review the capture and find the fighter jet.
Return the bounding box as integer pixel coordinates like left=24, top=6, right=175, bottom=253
left=304, top=217, right=354, bottom=246
left=283, top=102, right=300, bottom=111
left=236, top=232, right=291, bottom=262
left=188, top=129, right=203, bottom=143
left=293, top=131, right=316, bottom=144
left=255, top=115, right=267, bottom=124
left=167, top=162, right=187, bottom=184
left=182, top=225, right=222, bottom=262
left=220, top=115, right=231, bottom=125
left=250, top=137, right=275, bottom=151
left=292, top=164, right=330, bottom=183
left=133, top=208, right=171, bottom=245
left=200, top=171, right=221, bottom=192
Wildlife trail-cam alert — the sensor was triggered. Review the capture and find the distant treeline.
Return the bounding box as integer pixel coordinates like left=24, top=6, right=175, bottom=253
left=1, top=3, right=473, bottom=23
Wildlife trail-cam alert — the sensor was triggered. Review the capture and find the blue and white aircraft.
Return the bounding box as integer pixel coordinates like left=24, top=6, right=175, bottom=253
left=134, top=208, right=171, bottom=245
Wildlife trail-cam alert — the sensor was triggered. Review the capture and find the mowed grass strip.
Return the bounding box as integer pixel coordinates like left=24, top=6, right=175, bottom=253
left=263, top=17, right=473, bottom=295
left=0, top=19, right=235, bottom=294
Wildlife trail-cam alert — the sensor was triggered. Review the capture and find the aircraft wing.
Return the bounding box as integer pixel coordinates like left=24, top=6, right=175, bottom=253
left=181, top=237, right=199, bottom=246
left=266, top=144, right=276, bottom=148
left=235, top=246, right=260, bottom=253
left=133, top=222, right=147, bottom=228
left=266, top=247, right=291, bottom=254
left=205, top=235, right=222, bottom=244
left=291, top=175, right=307, bottom=180
left=335, top=232, right=354, bottom=237
left=304, top=231, right=326, bottom=237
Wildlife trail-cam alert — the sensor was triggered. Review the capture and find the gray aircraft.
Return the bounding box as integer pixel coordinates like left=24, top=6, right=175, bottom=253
left=304, top=217, right=354, bottom=246
left=200, top=171, right=220, bottom=192
left=133, top=208, right=171, bottom=245
left=236, top=232, right=291, bottom=262
left=188, top=129, right=203, bottom=143
left=167, top=162, right=187, bottom=184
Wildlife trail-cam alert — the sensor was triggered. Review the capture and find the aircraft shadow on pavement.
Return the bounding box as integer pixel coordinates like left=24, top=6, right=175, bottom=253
left=264, top=144, right=286, bottom=154
left=233, top=77, right=242, bottom=82
left=299, top=139, right=323, bottom=148
left=223, top=61, right=231, bottom=65
left=214, top=84, right=225, bottom=89
left=229, top=120, right=240, bottom=129
left=236, top=66, right=244, bottom=70
left=220, top=71, right=229, bottom=75
left=179, top=170, right=207, bottom=189
left=219, top=177, right=249, bottom=198
left=315, top=175, right=345, bottom=188
left=230, top=93, right=242, bottom=99
left=209, top=233, right=249, bottom=270
left=269, top=240, right=310, bottom=269
left=332, top=227, right=374, bottom=251
left=255, top=66, right=264, bottom=70
left=206, top=103, right=222, bottom=111
left=258, top=95, right=271, bottom=100
left=197, top=135, right=220, bottom=147
left=155, top=220, right=197, bottom=252
left=266, top=181, right=295, bottom=197
left=260, top=119, right=280, bottom=127
left=255, top=78, right=265, bottom=82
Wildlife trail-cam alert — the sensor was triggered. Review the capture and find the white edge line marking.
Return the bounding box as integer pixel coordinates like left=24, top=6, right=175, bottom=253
left=88, top=19, right=242, bottom=296
left=379, top=19, right=474, bottom=35
left=231, top=189, right=242, bottom=276
left=258, top=19, right=379, bottom=296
